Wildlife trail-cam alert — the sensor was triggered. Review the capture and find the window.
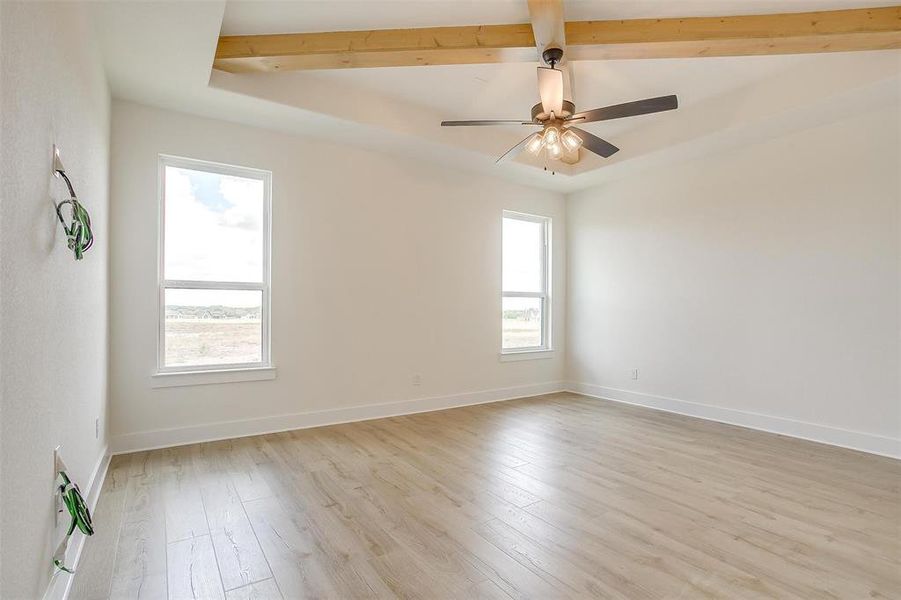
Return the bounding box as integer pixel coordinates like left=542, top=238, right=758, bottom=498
left=158, top=156, right=271, bottom=373
left=502, top=211, right=550, bottom=352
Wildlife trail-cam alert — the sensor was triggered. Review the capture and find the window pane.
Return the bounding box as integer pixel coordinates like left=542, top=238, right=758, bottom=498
left=165, top=165, right=264, bottom=282
left=502, top=296, right=543, bottom=349
left=164, top=289, right=262, bottom=367
left=503, top=217, right=544, bottom=292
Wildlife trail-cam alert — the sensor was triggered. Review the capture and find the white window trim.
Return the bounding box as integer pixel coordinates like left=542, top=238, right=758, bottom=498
left=151, top=366, right=277, bottom=389
left=499, top=349, right=554, bottom=362
left=501, top=210, right=552, bottom=356
left=156, top=155, right=273, bottom=380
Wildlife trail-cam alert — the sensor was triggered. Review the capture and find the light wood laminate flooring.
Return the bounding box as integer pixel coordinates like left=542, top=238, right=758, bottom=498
left=70, top=392, right=901, bottom=599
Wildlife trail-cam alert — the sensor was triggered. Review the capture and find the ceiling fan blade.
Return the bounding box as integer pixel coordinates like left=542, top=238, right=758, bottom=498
left=537, top=67, right=564, bottom=116
left=570, top=95, right=678, bottom=124
left=568, top=127, right=619, bottom=158
left=496, top=134, right=536, bottom=164
left=441, top=119, right=535, bottom=126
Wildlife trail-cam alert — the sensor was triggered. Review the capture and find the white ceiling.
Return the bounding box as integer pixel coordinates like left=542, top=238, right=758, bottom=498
left=302, top=57, right=810, bottom=130
left=90, top=0, right=901, bottom=193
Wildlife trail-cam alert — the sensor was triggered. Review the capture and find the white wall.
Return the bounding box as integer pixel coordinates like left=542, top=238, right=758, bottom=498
left=567, top=104, right=900, bottom=456
left=0, top=2, right=110, bottom=598
left=109, top=101, right=565, bottom=452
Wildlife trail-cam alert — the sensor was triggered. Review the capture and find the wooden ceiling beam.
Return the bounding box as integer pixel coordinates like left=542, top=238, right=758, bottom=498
left=214, top=23, right=538, bottom=73
left=214, top=6, right=901, bottom=73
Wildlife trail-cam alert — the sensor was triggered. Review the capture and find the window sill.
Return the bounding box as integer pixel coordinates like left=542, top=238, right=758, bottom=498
left=499, top=350, right=554, bottom=362
left=151, top=366, right=277, bottom=388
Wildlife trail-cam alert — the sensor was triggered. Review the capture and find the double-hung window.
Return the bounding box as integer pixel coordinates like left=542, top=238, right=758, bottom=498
left=502, top=211, right=551, bottom=352
left=158, top=155, right=271, bottom=373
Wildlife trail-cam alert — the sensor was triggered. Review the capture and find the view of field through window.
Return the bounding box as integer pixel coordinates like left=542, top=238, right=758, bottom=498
left=502, top=215, right=547, bottom=350
left=164, top=289, right=262, bottom=367
left=502, top=296, right=542, bottom=348
left=163, top=162, right=266, bottom=368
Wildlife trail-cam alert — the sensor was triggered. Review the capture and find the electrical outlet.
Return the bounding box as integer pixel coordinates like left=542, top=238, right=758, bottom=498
left=95, top=417, right=100, bottom=439
left=412, top=374, right=422, bottom=387
left=631, top=369, right=639, bottom=380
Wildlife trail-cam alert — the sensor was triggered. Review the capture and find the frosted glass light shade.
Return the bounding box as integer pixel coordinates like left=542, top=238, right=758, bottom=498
left=525, top=133, right=545, bottom=154
left=561, top=129, right=583, bottom=152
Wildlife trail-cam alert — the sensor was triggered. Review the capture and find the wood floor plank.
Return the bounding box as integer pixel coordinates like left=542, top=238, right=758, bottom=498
left=242, top=495, right=347, bottom=599
left=167, top=535, right=225, bottom=600
left=525, top=499, right=785, bottom=598
left=474, top=517, right=626, bottom=598
left=162, top=447, right=209, bottom=543
left=107, top=516, right=167, bottom=599
left=107, top=450, right=168, bottom=600
left=208, top=520, right=272, bottom=592
left=401, top=492, right=574, bottom=600
left=469, top=579, right=514, bottom=600
left=224, top=578, right=283, bottom=600
left=366, top=548, right=461, bottom=599
left=71, top=392, right=901, bottom=599
left=225, top=439, right=275, bottom=503
left=192, top=443, right=273, bottom=591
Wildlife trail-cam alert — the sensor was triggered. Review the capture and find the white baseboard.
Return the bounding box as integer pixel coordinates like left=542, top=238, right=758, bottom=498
left=42, top=446, right=111, bottom=600
left=112, top=381, right=567, bottom=454
left=112, top=379, right=899, bottom=458
left=567, top=382, right=900, bottom=459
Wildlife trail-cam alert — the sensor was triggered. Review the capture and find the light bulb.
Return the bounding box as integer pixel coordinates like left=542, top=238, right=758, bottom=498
left=546, top=142, right=562, bottom=160
left=543, top=126, right=560, bottom=147
left=525, top=132, right=545, bottom=154
left=561, top=129, right=583, bottom=152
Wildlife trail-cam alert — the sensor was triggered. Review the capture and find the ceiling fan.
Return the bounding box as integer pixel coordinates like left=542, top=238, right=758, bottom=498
left=440, top=0, right=677, bottom=167
left=441, top=46, right=678, bottom=165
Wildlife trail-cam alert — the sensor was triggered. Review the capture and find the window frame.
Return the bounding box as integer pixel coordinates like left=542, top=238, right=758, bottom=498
left=157, top=154, right=272, bottom=375
left=501, top=210, right=551, bottom=354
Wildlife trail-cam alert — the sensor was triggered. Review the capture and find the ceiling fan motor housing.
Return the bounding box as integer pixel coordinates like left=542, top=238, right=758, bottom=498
left=541, top=47, right=564, bottom=67
left=532, top=99, right=575, bottom=123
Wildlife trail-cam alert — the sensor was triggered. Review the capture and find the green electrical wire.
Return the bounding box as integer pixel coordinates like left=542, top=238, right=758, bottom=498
left=54, top=169, right=94, bottom=260
left=55, top=198, right=94, bottom=260
left=52, top=469, right=94, bottom=573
